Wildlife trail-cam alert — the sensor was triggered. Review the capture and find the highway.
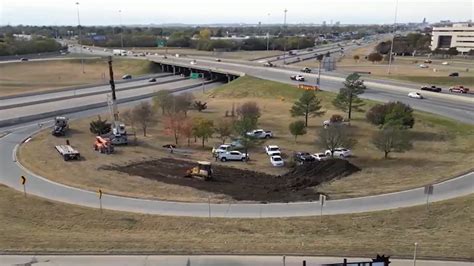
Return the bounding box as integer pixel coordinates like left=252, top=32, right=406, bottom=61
left=1, top=255, right=470, bottom=266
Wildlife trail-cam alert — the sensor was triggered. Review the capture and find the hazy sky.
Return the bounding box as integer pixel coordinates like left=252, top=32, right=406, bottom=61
left=1, top=0, right=472, bottom=26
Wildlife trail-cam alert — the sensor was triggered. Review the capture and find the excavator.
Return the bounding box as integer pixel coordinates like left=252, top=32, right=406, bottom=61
left=185, top=161, right=213, bottom=181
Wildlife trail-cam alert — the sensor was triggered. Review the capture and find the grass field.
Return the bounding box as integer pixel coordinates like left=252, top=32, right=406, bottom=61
left=18, top=76, right=474, bottom=202
left=0, top=184, right=471, bottom=259
left=295, top=43, right=474, bottom=87
left=132, top=47, right=282, bottom=60
left=0, top=58, right=157, bottom=96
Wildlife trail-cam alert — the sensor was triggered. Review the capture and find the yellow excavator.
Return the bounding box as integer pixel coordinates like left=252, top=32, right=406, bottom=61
left=185, top=161, right=213, bottom=181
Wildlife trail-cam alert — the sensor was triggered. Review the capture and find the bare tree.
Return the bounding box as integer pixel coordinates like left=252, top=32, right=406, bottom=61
left=132, top=102, right=157, bottom=136
left=372, top=126, right=413, bottom=159
left=316, top=124, right=357, bottom=157
left=174, top=92, right=194, bottom=117
left=214, top=118, right=234, bottom=144
left=163, top=112, right=186, bottom=145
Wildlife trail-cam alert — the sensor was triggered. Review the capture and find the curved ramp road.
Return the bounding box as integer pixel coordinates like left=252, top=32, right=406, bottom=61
left=0, top=125, right=472, bottom=218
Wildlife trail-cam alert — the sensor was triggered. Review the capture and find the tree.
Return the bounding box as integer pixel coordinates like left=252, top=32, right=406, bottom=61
left=468, top=49, right=474, bottom=56
left=290, top=90, right=325, bottom=127
left=289, top=120, right=307, bottom=142
left=163, top=113, right=186, bottom=145
left=121, top=109, right=136, bottom=131
left=316, top=124, right=357, bottom=157
left=234, top=116, right=261, bottom=160
left=181, top=119, right=194, bottom=146
left=192, top=118, right=214, bottom=147
left=372, top=126, right=413, bottom=159
left=366, top=102, right=415, bottom=128
left=174, top=93, right=194, bottom=116
left=193, top=100, right=208, bottom=112
left=132, top=102, right=157, bottom=136
left=89, top=116, right=111, bottom=135
left=199, top=28, right=212, bottom=40
left=447, top=47, right=458, bottom=57
left=353, top=55, right=360, bottom=62
left=214, top=118, right=234, bottom=144
left=236, top=101, right=261, bottom=128
left=153, top=90, right=174, bottom=115
left=367, top=52, right=383, bottom=63
left=332, top=73, right=366, bottom=120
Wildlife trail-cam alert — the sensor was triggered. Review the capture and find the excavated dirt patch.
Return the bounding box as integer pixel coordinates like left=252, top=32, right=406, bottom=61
left=103, top=157, right=360, bottom=202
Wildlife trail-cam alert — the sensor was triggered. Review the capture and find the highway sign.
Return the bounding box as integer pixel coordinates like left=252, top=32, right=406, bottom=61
left=319, top=194, right=326, bottom=206
left=424, top=184, right=433, bottom=195
left=98, top=189, right=103, bottom=199
left=20, top=175, right=26, bottom=185
left=157, top=39, right=167, bottom=47
left=190, top=73, right=202, bottom=79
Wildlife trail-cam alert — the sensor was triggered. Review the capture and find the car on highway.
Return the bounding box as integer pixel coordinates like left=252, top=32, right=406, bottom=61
left=420, top=85, right=442, bottom=92
left=148, top=78, right=156, bottom=82
left=424, top=59, right=432, bottom=63
left=270, top=155, right=284, bottom=167
left=217, top=151, right=248, bottom=162
left=246, top=129, right=273, bottom=139
left=215, top=58, right=221, bottom=62
left=408, top=92, right=423, bottom=99
left=294, top=152, right=316, bottom=164
left=190, top=60, right=197, bottom=65
left=122, top=74, right=132, bottom=80
left=418, top=64, right=429, bottom=68
left=449, top=72, right=459, bottom=77
left=311, top=153, right=328, bottom=161
left=290, top=75, right=305, bottom=81
left=449, top=85, right=469, bottom=93
left=263, top=62, right=274, bottom=67
left=441, top=61, right=449, bottom=65
left=19, top=58, right=28, bottom=62
left=265, top=145, right=281, bottom=156
left=325, top=148, right=352, bottom=158
left=301, top=67, right=312, bottom=73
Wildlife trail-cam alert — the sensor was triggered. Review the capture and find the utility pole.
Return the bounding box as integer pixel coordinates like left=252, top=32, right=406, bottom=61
left=76, top=2, right=84, bottom=73
left=119, top=10, right=124, bottom=49
left=266, top=13, right=270, bottom=51
left=283, top=9, right=288, bottom=64
left=387, top=0, right=399, bottom=75
left=108, top=56, right=119, bottom=121
left=413, top=242, right=418, bottom=266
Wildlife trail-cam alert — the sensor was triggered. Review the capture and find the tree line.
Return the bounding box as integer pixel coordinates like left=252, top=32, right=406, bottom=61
left=0, top=34, right=63, bottom=56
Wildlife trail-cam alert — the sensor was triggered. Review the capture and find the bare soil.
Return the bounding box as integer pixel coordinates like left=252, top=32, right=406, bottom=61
left=103, top=158, right=360, bottom=202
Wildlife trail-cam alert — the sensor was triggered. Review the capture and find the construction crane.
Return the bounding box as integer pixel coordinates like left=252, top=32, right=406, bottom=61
left=107, top=56, right=128, bottom=145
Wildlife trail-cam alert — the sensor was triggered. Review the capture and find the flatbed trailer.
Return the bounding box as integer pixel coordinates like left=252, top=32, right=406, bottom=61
left=55, top=145, right=81, bottom=161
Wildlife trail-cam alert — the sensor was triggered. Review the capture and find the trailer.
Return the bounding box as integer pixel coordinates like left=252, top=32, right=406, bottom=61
left=55, top=145, right=81, bottom=161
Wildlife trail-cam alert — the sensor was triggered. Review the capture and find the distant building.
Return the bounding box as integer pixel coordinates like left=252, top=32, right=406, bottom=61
left=431, top=23, right=474, bottom=54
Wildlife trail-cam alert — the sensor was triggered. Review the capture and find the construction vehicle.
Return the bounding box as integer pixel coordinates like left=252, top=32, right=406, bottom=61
left=109, top=121, right=128, bottom=145
left=185, top=161, right=213, bottom=180
left=55, top=145, right=80, bottom=161
left=93, top=136, right=114, bottom=154
left=51, top=116, right=69, bottom=136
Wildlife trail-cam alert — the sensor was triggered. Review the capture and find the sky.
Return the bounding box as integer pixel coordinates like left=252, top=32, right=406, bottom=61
left=0, top=0, right=472, bottom=26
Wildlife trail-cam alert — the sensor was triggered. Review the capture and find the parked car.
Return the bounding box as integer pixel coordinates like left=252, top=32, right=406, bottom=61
left=246, top=129, right=273, bottom=139
left=290, top=75, right=305, bottom=81
left=265, top=145, right=281, bottom=156
left=420, top=85, right=442, bottom=92
left=212, top=144, right=232, bottom=156
left=449, top=85, right=469, bottom=93
left=311, top=153, right=328, bottom=161
left=418, top=64, right=429, bottom=68
left=325, top=148, right=352, bottom=158
left=323, top=119, right=349, bottom=128
left=230, top=138, right=244, bottom=149
left=218, top=151, right=248, bottom=162
left=449, top=72, right=459, bottom=77
left=122, top=74, right=132, bottom=80
left=301, top=67, right=312, bottom=73
left=294, top=152, right=316, bottom=164
left=408, top=92, right=423, bottom=99
left=148, top=78, right=157, bottom=82
left=270, top=155, right=284, bottom=167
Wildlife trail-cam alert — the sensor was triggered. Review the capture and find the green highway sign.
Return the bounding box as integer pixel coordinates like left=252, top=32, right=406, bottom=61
left=190, top=73, right=202, bottom=79
left=157, top=39, right=167, bottom=47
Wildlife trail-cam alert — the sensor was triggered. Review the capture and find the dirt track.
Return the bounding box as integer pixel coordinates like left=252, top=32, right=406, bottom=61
left=104, top=158, right=360, bottom=202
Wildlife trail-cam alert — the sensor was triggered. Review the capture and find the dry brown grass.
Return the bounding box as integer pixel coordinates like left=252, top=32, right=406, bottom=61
left=0, top=184, right=472, bottom=260
left=18, top=76, right=474, bottom=202
left=0, top=58, right=154, bottom=96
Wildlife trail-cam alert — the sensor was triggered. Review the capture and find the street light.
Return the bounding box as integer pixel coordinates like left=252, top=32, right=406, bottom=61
left=283, top=9, right=288, bottom=64
left=75, top=2, right=84, bottom=73
left=119, top=10, right=124, bottom=49
left=387, top=0, right=399, bottom=75
left=413, top=242, right=418, bottom=266
left=266, top=13, right=270, bottom=51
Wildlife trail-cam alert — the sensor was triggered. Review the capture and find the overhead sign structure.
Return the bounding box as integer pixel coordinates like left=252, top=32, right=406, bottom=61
left=190, top=73, right=203, bottom=79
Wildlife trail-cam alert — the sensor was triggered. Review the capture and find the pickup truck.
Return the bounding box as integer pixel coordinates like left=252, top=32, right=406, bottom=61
left=449, top=85, right=469, bottom=94
left=420, top=85, right=442, bottom=92
left=246, top=129, right=273, bottom=139
left=217, top=151, right=248, bottom=162
left=265, top=145, right=281, bottom=156
left=212, top=144, right=232, bottom=156
left=290, top=75, right=305, bottom=81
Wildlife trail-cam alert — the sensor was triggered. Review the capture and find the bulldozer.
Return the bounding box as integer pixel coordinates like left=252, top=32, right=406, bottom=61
left=93, top=136, right=114, bottom=154
left=185, top=161, right=213, bottom=180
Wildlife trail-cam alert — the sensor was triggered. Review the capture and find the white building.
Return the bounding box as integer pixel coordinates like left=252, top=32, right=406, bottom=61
left=431, top=23, right=474, bottom=54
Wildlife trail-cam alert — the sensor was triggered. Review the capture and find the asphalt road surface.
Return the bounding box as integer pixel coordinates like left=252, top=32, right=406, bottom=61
left=1, top=255, right=470, bottom=266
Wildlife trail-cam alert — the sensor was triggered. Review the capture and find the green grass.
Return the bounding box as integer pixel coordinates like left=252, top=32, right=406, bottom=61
left=0, top=184, right=472, bottom=259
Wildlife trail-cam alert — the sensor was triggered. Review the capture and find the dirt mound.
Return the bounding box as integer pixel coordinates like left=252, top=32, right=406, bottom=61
left=282, top=159, right=361, bottom=191
left=104, top=157, right=360, bottom=202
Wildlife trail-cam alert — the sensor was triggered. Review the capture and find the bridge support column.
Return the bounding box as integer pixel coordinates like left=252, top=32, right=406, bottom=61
left=172, top=66, right=176, bottom=75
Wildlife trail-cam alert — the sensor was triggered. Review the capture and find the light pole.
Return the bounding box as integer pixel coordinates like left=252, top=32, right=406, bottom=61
left=119, top=10, right=124, bottom=49
left=387, top=0, right=399, bottom=75
left=76, top=2, right=84, bottom=73
left=283, top=9, right=287, bottom=64
left=413, top=242, right=418, bottom=266
left=266, top=13, right=270, bottom=51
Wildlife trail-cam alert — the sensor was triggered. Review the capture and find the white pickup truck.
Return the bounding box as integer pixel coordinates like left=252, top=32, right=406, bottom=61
left=265, top=145, right=281, bottom=156
left=246, top=129, right=273, bottom=139
left=217, top=151, right=249, bottom=162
